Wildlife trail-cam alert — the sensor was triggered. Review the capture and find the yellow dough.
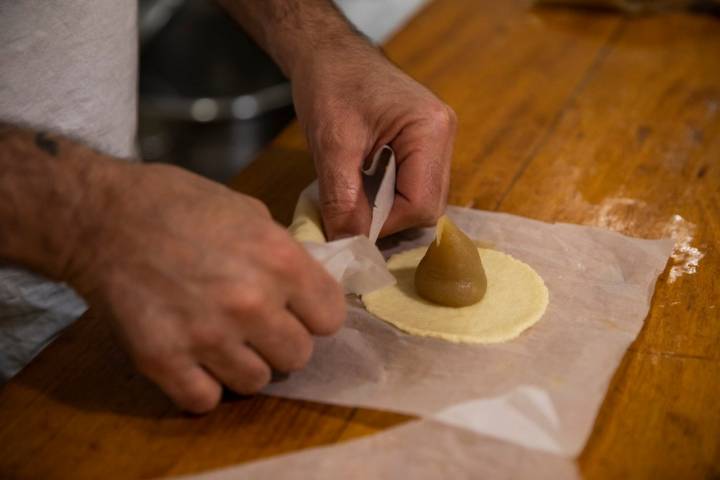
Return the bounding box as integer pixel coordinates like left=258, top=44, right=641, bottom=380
left=363, top=247, right=549, bottom=343
left=289, top=191, right=326, bottom=243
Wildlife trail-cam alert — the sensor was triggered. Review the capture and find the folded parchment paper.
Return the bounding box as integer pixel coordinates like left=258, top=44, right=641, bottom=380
left=177, top=162, right=672, bottom=478
left=289, top=146, right=397, bottom=295
left=269, top=207, right=672, bottom=456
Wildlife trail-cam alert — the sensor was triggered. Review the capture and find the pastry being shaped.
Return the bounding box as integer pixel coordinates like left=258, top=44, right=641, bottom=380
left=289, top=193, right=548, bottom=343
left=363, top=245, right=548, bottom=343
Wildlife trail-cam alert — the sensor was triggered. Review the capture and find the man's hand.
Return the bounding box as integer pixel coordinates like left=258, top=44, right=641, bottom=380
left=220, top=0, right=456, bottom=240
left=0, top=124, right=345, bottom=414
left=70, top=162, right=345, bottom=413
left=292, top=44, right=456, bottom=239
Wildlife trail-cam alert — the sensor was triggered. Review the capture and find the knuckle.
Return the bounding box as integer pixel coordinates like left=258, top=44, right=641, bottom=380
left=315, top=126, right=345, bottom=153
left=266, top=239, right=303, bottom=277
left=320, top=195, right=357, bottom=219
left=178, top=384, right=220, bottom=414
left=257, top=310, right=285, bottom=334
left=312, top=285, right=346, bottom=336
left=232, top=288, right=266, bottom=315
left=313, top=313, right=344, bottom=337
left=257, top=316, right=314, bottom=372
left=315, top=125, right=365, bottom=158
left=428, top=102, right=457, bottom=132
left=238, top=363, right=271, bottom=394
left=189, top=324, right=222, bottom=350
left=284, top=332, right=314, bottom=371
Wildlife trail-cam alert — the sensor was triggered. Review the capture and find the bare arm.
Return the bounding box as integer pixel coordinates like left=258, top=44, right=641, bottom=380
left=0, top=124, right=113, bottom=285
left=0, top=124, right=344, bottom=412
left=217, top=0, right=367, bottom=78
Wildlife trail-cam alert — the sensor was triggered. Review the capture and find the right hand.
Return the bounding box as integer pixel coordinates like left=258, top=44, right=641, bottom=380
left=67, top=162, right=345, bottom=413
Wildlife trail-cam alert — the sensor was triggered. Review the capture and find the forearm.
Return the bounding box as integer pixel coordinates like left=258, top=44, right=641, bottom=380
left=0, top=124, right=118, bottom=282
left=218, top=0, right=372, bottom=78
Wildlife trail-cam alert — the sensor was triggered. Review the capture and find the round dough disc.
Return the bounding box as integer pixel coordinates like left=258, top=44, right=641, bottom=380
left=363, top=247, right=549, bottom=343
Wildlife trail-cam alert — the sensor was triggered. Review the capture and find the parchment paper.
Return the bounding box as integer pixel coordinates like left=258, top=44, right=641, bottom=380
left=269, top=206, right=673, bottom=456
left=178, top=420, right=580, bottom=480
left=178, top=166, right=672, bottom=478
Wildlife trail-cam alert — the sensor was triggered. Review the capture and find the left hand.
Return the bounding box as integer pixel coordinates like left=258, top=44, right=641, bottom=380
left=291, top=41, right=457, bottom=240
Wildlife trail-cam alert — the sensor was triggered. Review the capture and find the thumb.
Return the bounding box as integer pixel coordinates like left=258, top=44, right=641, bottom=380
left=316, top=147, right=372, bottom=240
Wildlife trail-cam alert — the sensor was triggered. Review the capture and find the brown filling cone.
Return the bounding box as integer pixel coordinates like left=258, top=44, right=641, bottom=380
left=414, top=216, right=488, bottom=307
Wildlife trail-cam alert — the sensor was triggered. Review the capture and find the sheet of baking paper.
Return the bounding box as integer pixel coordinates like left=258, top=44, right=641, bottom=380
left=176, top=419, right=579, bottom=480
left=267, top=206, right=673, bottom=456
left=290, top=146, right=396, bottom=295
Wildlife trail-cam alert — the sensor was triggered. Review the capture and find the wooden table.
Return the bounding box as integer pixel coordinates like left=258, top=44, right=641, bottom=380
left=1, top=1, right=719, bottom=478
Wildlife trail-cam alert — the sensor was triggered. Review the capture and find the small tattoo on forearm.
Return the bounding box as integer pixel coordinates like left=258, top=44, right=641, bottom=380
left=35, top=132, right=59, bottom=156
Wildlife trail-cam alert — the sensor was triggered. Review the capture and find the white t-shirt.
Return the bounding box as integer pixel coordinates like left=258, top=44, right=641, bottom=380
left=0, top=0, right=138, bottom=380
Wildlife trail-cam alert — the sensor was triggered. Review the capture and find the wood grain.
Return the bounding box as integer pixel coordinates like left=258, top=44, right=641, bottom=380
left=1, top=0, right=719, bottom=478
